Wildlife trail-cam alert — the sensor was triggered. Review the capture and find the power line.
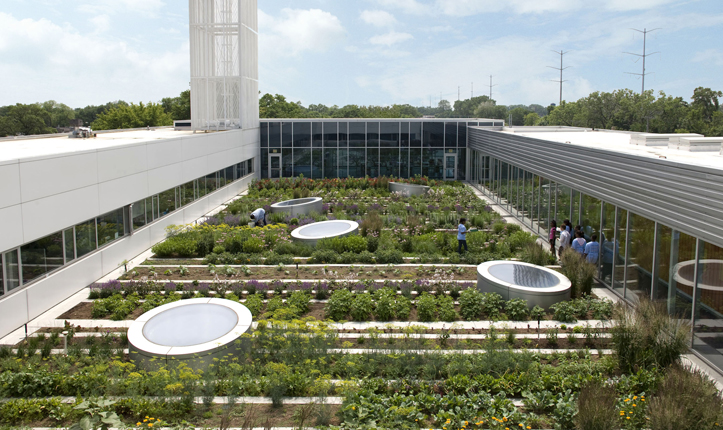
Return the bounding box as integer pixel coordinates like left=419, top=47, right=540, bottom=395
left=548, top=50, right=570, bottom=106
left=624, top=27, right=661, bottom=95
left=486, top=75, right=497, bottom=100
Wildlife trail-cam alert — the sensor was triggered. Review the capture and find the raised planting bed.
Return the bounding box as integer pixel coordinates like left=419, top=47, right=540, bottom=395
left=389, top=181, right=430, bottom=196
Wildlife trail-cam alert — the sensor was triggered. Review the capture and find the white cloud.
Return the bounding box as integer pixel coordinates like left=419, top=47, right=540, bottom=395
left=369, top=31, right=413, bottom=46
left=89, top=14, right=110, bottom=34
left=0, top=12, right=188, bottom=106
left=692, top=49, right=723, bottom=66
left=259, top=8, right=345, bottom=56
left=360, top=9, right=398, bottom=27
left=78, top=0, right=166, bottom=16
left=378, top=0, right=682, bottom=17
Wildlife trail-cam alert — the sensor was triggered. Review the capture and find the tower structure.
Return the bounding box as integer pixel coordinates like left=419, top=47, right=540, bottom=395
left=189, top=0, right=259, bottom=130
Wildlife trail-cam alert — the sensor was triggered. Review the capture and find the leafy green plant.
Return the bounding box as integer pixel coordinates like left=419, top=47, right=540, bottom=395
left=325, top=289, right=353, bottom=320
left=546, top=327, right=559, bottom=347
left=481, top=292, right=503, bottom=319
left=375, top=249, right=404, bottom=264
left=551, top=301, right=577, bottom=323
left=308, top=249, right=339, bottom=264
left=69, top=399, right=122, bottom=430
left=416, top=292, right=437, bottom=322
left=458, top=288, right=483, bottom=320
left=244, top=294, right=263, bottom=316
left=437, top=295, right=458, bottom=322
left=531, top=305, right=545, bottom=321
left=350, top=293, right=373, bottom=321
left=505, top=298, right=529, bottom=321
left=287, top=291, right=311, bottom=314
left=373, top=288, right=396, bottom=321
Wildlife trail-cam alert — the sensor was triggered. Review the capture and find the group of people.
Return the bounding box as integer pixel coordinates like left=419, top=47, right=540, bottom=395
left=549, top=219, right=599, bottom=263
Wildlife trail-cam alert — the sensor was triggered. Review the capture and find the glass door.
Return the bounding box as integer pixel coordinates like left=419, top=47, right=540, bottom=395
left=269, top=154, right=282, bottom=178
left=444, top=154, right=456, bottom=180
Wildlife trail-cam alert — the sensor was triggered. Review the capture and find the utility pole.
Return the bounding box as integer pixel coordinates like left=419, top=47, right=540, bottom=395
left=471, top=82, right=474, bottom=99
left=548, top=50, right=570, bottom=106
left=624, top=27, right=660, bottom=95
left=458, top=86, right=460, bottom=101
left=486, top=75, right=497, bottom=100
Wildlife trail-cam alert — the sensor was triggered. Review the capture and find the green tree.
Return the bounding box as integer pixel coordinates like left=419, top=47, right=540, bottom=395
left=508, top=107, right=529, bottom=125
left=683, top=87, right=723, bottom=136
left=75, top=101, right=128, bottom=126
left=473, top=101, right=507, bottom=119
left=453, top=95, right=492, bottom=118
left=0, top=104, right=56, bottom=136
left=91, top=102, right=173, bottom=130
left=259, top=93, right=305, bottom=118
left=161, top=90, right=191, bottom=120
left=41, top=100, right=76, bottom=128
left=524, top=112, right=540, bottom=126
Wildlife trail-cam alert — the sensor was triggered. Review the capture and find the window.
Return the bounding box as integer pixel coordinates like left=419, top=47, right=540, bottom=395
left=63, top=228, right=75, bottom=263
left=349, top=122, right=365, bottom=147
left=206, top=172, right=218, bottom=193
left=21, top=232, right=64, bottom=285
left=181, top=181, right=195, bottom=206
left=312, top=122, right=322, bottom=147
left=282, top=122, right=293, bottom=148
left=338, top=122, right=348, bottom=147
left=445, top=122, right=457, bottom=147
left=4, top=250, right=19, bottom=291
left=380, top=122, right=399, bottom=148
left=97, top=209, right=125, bottom=247
left=423, top=122, right=444, bottom=147
left=323, top=122, right=337, bottom=147
left=246, top=159, right=253, bottom=174
left=75, top=218, right=97, bottom=258
left=292, top=122, right=310, bottom=147
left=269, top=122, right=281, bottom=148
left=158, top=188, right=176, bottom=216
left=367, top=122, right=380, bottom=147
left=260, top=122, right=269, bottom=147
left=131, top=199, right=147, bottom=230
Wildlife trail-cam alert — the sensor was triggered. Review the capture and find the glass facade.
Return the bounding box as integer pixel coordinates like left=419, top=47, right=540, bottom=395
left=259, top=119, right=505, bottom=180
left=0, top=157, right=255, bottom=296
left=468, top=147, right=723, bottom=372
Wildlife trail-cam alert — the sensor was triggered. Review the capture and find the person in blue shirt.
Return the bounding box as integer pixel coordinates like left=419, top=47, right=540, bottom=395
left=457, top=218, right=468, bottom=254
left=584, top=233, right=600, bottom=264
left=250, top=208, right=266, bottom=227
left=571, top=230, right=586, bottom=254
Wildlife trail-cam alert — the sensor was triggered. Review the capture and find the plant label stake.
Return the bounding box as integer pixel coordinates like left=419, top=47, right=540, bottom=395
left=62, top=331, right=68, bottom=355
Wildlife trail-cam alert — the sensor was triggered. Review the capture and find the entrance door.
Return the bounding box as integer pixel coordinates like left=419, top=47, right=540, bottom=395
left=444, top=154, right=457, bottom=180
left=269, top=154, right=282, bottom=178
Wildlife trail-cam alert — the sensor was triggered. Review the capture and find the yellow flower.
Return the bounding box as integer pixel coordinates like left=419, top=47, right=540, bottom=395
left=148, top=425, right=153, bottom=428
left=633, top=396, right=638, bottom=400
left=143, top=419, right=148, bottom=422
left=627, top=417, right=631, bottom=420
left=527, top=427, right=532, bottom=429
left=351, top=406, right=355, bottom=410
left=620, top=412, right=625, bottom=416
left=633, top=404, right=637, bottom=407
left=624, top=399, right=630, bottom=402
left=137, top=423, right=141, bottom=426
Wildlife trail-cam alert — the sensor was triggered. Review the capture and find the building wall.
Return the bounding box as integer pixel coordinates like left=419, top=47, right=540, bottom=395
left=467, top=126, right=723, bottom=372
left=0, top=128, right=260, bottom=338
left=258, top=119, right=502, bottom=180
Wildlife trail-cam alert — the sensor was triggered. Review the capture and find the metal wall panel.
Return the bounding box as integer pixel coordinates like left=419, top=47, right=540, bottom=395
left=468, top=128, right=723, bottom=248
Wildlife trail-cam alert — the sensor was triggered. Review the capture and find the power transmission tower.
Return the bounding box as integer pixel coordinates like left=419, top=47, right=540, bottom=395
left=471, top=82, right=474, bottom=98
left=458, top=86, right=460, bottom=101
left=624, top=27, right=660, bottom=95
left=548, top=50, right=570, bottom=106
left=486, top=75, right=497, bottom=100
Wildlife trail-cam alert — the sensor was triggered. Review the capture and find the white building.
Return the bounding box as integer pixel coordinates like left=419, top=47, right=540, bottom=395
left=0, top=0, right=259, bottom=338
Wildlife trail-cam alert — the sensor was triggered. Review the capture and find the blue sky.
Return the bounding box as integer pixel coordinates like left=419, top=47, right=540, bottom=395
left=1, top=0, right=722, bottom=109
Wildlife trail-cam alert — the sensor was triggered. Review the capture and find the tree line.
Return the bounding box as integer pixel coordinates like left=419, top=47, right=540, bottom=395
left=0, top=91, right=189, bottom=137
left=2, top=87, right=720, bottom=138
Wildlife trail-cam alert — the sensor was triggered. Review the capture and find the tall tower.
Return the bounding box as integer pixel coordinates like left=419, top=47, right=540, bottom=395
left=189, top=0, right=259, bottom=130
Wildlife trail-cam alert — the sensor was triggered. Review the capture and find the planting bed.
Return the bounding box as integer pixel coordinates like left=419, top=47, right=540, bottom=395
left=1, top=177, right=720, bottom=429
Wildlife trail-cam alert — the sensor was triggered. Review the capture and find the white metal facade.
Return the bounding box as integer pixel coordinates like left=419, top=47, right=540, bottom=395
left=189, top=0, right=259, bottom=131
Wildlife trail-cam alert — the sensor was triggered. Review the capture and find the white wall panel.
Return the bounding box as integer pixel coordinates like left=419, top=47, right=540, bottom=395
left=97, top=144, right=148, bottom=182
left=100, top=229, right=151, bottom=274
left=22, top=185, right=99, bottom=242
left=181, top=157, right=208, bottom=183
left=0, top=163, right=21, bottom=209
left=0, top=291, right=28, bottom=338
left=0, top=205, right=24, bottom=251
left=20, top=152, right=98, bottom=202
left=25, top=253, right=103, bottom=320
left=147, top=163, right=184, bottom=195
left=146, top=138, right=185, bottom=170
left=98, top=171, right=149, bottom=214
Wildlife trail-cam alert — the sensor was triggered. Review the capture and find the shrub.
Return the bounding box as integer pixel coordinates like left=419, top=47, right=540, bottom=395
left=244, top=294, right=263, bottom=316
left=520, top=242, right=557, bottom=266
left=550, top=301, right=577, bottom=323
left=395, top=296, right=412, bottom=320
left=307, top=250, right=339, bottom=264
left=350, top=293, right=374, bottom=321
left=325, top=289, right=353, bottom=320
left=318, top=235, right=367, bottom=255
left=575, top=381, right=618, bottom=430
left=437, top=295, right=458, bottom=322
left=458, top=288, right=483, bottom=321
left=375, top=249, right=403, bottom=264
left=265, top=252, right=294, bottom=265
left=416, top=292, right=437, bottom=322
left=505, top=298, right=529, bottom=321
left=242, top=237, right=265, bottom=254
left=356, top=251, right=376, bottom=264
left=366, top=236, right=379, bottom=253
left=611, top=299, right=691, bottom=373
left=507, top=230, right=537, bottom=253
left=360, top=212, right=383, bottom=237
left=287, top=291, right=311, bottom=314
left=212, top=245, right=225, bottom=254
left=151, top=236, right=198, bottom=257
left=647, top=365, right=723, bottom=430
left=560, top=248, right=597, bottom=298
left=481, top=292, right=503, bottom=319
left=373, top=288, right=396, bottom=321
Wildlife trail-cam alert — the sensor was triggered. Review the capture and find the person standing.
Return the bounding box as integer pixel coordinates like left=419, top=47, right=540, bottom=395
left=571, top=230, right=587, bottom=254
left=559, top=225, right=571, bottom=256
left=549, top=220, right=558, bottom=255
left=457, top=217, right=468, bottom=254
left=584, top=234, right=600, bottom=264
left=250, top=207, right=266, bottom=227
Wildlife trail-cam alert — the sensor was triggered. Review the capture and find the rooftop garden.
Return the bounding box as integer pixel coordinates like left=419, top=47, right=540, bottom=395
left=0, top=177, right=719, bottom=429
